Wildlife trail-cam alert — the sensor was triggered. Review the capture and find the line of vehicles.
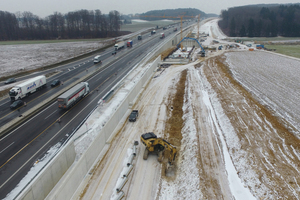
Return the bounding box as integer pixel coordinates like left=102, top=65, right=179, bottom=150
left=6, top=74, right=89, bottom=110
left=6, top=25, right=180, bottom=111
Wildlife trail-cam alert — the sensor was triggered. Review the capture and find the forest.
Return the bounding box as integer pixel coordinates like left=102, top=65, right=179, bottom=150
left=218, top=4, right=300, bottom=37
left=138, top=8, right=206, bottom=21
left=0, top=9, right=121, bottom=41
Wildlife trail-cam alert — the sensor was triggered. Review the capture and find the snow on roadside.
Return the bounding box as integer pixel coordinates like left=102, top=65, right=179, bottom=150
left=3, top=143, right=62, bottom=200
left=74, top=62, right=153, bottom=159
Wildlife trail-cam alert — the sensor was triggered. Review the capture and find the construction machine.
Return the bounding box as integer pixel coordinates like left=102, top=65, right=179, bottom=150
left=140, top=132, right=177, bottom=165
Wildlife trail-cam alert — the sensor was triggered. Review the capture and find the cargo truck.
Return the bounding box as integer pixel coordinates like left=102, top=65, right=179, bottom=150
left=114, top=41, right=125, bottom=51
left=127, top=40, right=133, bottom=47
left=9, top=75, right=46, bottom=101
left=57, top=82, right=90, bottom=109
left=160, top=33, right=165, bottom=39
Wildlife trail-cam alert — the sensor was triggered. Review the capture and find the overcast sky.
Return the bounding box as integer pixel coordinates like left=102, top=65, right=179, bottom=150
left=1, top=0, right=299, bottom=17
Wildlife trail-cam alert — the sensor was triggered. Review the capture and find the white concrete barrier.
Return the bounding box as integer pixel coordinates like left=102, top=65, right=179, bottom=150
left=19, top=142, right=75, bottom=200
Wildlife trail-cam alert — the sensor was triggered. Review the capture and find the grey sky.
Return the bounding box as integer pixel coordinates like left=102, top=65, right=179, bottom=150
left=1, top=0, right=299, bottom=17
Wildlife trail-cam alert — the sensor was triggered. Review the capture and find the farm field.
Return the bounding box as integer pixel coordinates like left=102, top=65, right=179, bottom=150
left=264, top=44, right=300, bottom=58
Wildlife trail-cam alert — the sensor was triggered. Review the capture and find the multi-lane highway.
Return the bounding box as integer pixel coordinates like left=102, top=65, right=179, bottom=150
left=0, top=22, right=192, bottom=199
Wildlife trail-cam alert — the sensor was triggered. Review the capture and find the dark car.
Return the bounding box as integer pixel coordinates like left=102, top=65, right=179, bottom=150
left=4, top=78, right=16, bottom=84
left=129, top=110, right=138, bottom=122
left=51, top=80, right=61, bottom=87
left=10, top=100, right=24, bottom=109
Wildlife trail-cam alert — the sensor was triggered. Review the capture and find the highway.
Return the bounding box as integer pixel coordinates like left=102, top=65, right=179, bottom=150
left=0, top=22, right=192, bottom=199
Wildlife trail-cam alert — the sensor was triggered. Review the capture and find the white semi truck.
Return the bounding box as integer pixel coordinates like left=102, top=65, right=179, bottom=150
left=9, top=75, right=47, bottom=101
left=114, top=41, right=125, bottom=51
left=57, top=82, right=89, bottom=109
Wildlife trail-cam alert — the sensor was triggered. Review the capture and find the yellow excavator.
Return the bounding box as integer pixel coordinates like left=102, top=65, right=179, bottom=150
left=140, top=132, right=177, bottom=165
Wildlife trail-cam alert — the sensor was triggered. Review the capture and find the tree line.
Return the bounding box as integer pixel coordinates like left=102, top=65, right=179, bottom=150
left=218, top=4, right=300, bottom=37
left=139, top=8, right=205, bottom=21
left=0, top=9, right=121, bottom=41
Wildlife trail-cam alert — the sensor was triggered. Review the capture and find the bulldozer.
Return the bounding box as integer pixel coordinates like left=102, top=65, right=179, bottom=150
left=140, top=132, right=177, bottom=165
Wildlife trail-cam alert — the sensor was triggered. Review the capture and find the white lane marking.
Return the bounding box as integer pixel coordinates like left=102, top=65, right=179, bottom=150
left=45, top=110, right=57, bottom=120
left=0, top=101, right=57, bottom=142
left=0, top=142, right=15, bottom=154
left=96, top=76, right=102, bottom=82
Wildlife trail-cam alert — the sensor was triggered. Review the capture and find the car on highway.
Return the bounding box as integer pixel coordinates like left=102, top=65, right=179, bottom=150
left=51, top=79, right=61, bottom=87
left=10, top=99, right=24, bottom=109
left=4, top=78, right=16, bottom=84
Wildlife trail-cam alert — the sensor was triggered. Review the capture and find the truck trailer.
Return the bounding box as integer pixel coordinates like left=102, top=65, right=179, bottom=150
left=57, top=82, right=90, bottom=109
left=9, top=75, right=47, bottom=101
left=114, top=41, right=125, bottom=51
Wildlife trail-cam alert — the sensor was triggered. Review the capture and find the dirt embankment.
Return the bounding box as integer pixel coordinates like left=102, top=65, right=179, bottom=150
left=203, top=55, right=300, bottom=199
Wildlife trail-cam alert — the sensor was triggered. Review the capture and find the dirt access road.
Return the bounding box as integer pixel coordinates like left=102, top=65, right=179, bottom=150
left=77, top=50, right=300, bottom=200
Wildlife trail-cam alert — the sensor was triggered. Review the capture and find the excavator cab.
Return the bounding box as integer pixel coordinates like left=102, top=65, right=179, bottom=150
left=140, top=132, right=177, bottom=165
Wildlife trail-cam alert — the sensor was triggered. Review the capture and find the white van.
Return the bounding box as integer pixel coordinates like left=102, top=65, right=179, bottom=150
left=94, top=55, right=102, bottom=64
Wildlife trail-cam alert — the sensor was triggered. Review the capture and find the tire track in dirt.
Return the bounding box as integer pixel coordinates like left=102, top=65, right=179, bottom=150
left=189, top=66, right=233, bottom=200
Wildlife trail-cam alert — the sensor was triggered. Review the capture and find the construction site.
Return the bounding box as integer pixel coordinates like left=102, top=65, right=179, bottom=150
left=12, top=18, right=300, bottom=200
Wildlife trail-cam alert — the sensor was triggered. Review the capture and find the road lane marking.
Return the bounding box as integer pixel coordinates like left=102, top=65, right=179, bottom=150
left=0, top=101, right=57, bottom=142
left=45, top=110, right=57, bottom=120
left=0, top=142, right=14, bottom=154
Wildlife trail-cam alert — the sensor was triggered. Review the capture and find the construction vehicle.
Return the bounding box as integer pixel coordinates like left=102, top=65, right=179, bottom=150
left=140, top=132, right=177, bottom=165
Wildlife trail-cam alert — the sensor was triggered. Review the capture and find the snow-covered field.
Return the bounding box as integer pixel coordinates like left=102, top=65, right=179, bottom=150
left=226, top=51, right=300, bottom=136
left=0, top=41, right=105, bottom=79
left=4, top=19, right=300, bottom=200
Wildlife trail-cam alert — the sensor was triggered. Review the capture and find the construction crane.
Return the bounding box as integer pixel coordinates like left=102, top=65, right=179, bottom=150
left=197, top=15, right=200, bottom=39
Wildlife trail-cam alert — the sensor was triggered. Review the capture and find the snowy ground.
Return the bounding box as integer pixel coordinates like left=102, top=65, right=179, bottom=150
left=5, top=18, right=300, bottom=200
left=75, top=19, right=300, bottom=200
left=0, top=41, right=106, bottom=79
